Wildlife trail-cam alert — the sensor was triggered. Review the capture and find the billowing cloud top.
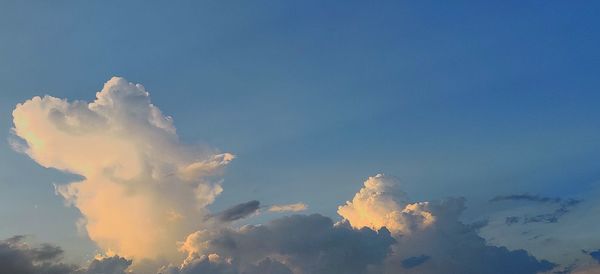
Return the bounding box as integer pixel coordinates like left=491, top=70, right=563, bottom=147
left=337, top=174, right=434, bottom=235
left=12, top=77, right=234, bottom=262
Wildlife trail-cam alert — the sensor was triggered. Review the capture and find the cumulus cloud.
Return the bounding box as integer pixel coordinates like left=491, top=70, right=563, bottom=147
left=338, top=174, right=555, bottom=274
left=12, top=77, right=233, bottom=263
left=268, top=203, right=308, bottom=213
left=337, top=174, right=435, bottom=235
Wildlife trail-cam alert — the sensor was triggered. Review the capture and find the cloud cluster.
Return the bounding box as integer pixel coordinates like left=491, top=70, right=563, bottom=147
left=12, top=77, right=233, bottom=262
left=167, top=175, right=554, bottom=274
left=11, top=77, right=560, bottom=274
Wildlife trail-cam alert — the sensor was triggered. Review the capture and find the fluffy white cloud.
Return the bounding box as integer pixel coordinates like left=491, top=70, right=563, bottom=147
left=12, top=77, right=233, bottom=263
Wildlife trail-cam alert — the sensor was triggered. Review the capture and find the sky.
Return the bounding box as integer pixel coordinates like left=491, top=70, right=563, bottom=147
left=1, top=1, right=600, bottom=274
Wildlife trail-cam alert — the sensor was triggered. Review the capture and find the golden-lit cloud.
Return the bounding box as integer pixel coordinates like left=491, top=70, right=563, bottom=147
left=337, top=174, right=434, bottom=235
left=12, top=77, right=233, bottom=263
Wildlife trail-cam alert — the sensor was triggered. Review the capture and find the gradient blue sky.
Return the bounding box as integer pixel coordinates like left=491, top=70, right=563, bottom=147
left=1, top=0, right=600, bottom=266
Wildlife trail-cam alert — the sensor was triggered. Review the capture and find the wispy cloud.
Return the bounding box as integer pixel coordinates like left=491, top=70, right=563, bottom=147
left=268, top=202, right=308, bottom=213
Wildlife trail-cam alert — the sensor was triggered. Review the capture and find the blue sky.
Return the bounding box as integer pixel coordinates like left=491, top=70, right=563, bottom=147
left=1, top=1, right=600, bottom=272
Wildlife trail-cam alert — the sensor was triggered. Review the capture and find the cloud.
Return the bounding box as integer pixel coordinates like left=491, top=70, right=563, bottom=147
left=11, top=77, right=233, bottom=263
left=0, top=236, right=77, bottom=274
left=0, top=236, right=132, bottom=274
left=85, top=255, right=132, bottom=274
left=268, top=203, right=308, bottom=213
left=490, top=194, right=581, bottom=225
left=400, top=255, right=430, bottom=269
left=478, top=190, right=600, bottom=270
left=174, top=214, right=395, bottom=274
left=337, top=174, right=434, bottom=235
left=216, top=200, right=261, bottom=222
left=167, top=174, right=554, bottom=274
left=338, top=174, right=556, bottom=274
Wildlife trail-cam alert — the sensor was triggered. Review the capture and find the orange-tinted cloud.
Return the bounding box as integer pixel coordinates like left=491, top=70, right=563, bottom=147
left=12, top=77, right=233, bottom=263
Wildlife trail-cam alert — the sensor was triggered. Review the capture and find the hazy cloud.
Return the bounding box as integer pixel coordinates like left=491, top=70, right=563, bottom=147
left=268, top=203, right=308, bottom=213
left=491, top=194, right=581, bottom=225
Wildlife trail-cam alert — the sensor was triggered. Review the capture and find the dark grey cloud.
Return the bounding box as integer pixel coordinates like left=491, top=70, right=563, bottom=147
left=216, top=200, right=261, bottom=222
left=168, top=214, right=395, bottom=274
left=0, top=235, right=77, bottom=274
left=0, top=236, right=133, bottom=274
left=244, top=258, right=293, bottom=274
left=160, top=255, right=237, bottom=274
left=85, top=256, right=132, bottom=274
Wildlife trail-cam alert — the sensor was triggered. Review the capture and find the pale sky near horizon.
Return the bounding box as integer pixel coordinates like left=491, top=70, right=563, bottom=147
left=1, top=1, right=600, bottom=273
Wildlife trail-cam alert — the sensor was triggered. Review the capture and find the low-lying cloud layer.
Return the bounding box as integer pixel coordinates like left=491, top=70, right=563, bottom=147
left=9, top=77, right=572, bottom=274
left=167, top=214, right=395, bottom=274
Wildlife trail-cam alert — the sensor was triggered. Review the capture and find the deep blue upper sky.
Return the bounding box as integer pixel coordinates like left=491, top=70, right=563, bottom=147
left=1, top=1, right=599, bottom=261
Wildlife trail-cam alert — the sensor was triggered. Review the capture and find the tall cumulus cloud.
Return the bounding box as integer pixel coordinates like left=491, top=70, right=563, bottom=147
left=12, top=77, right=234, bottom=262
